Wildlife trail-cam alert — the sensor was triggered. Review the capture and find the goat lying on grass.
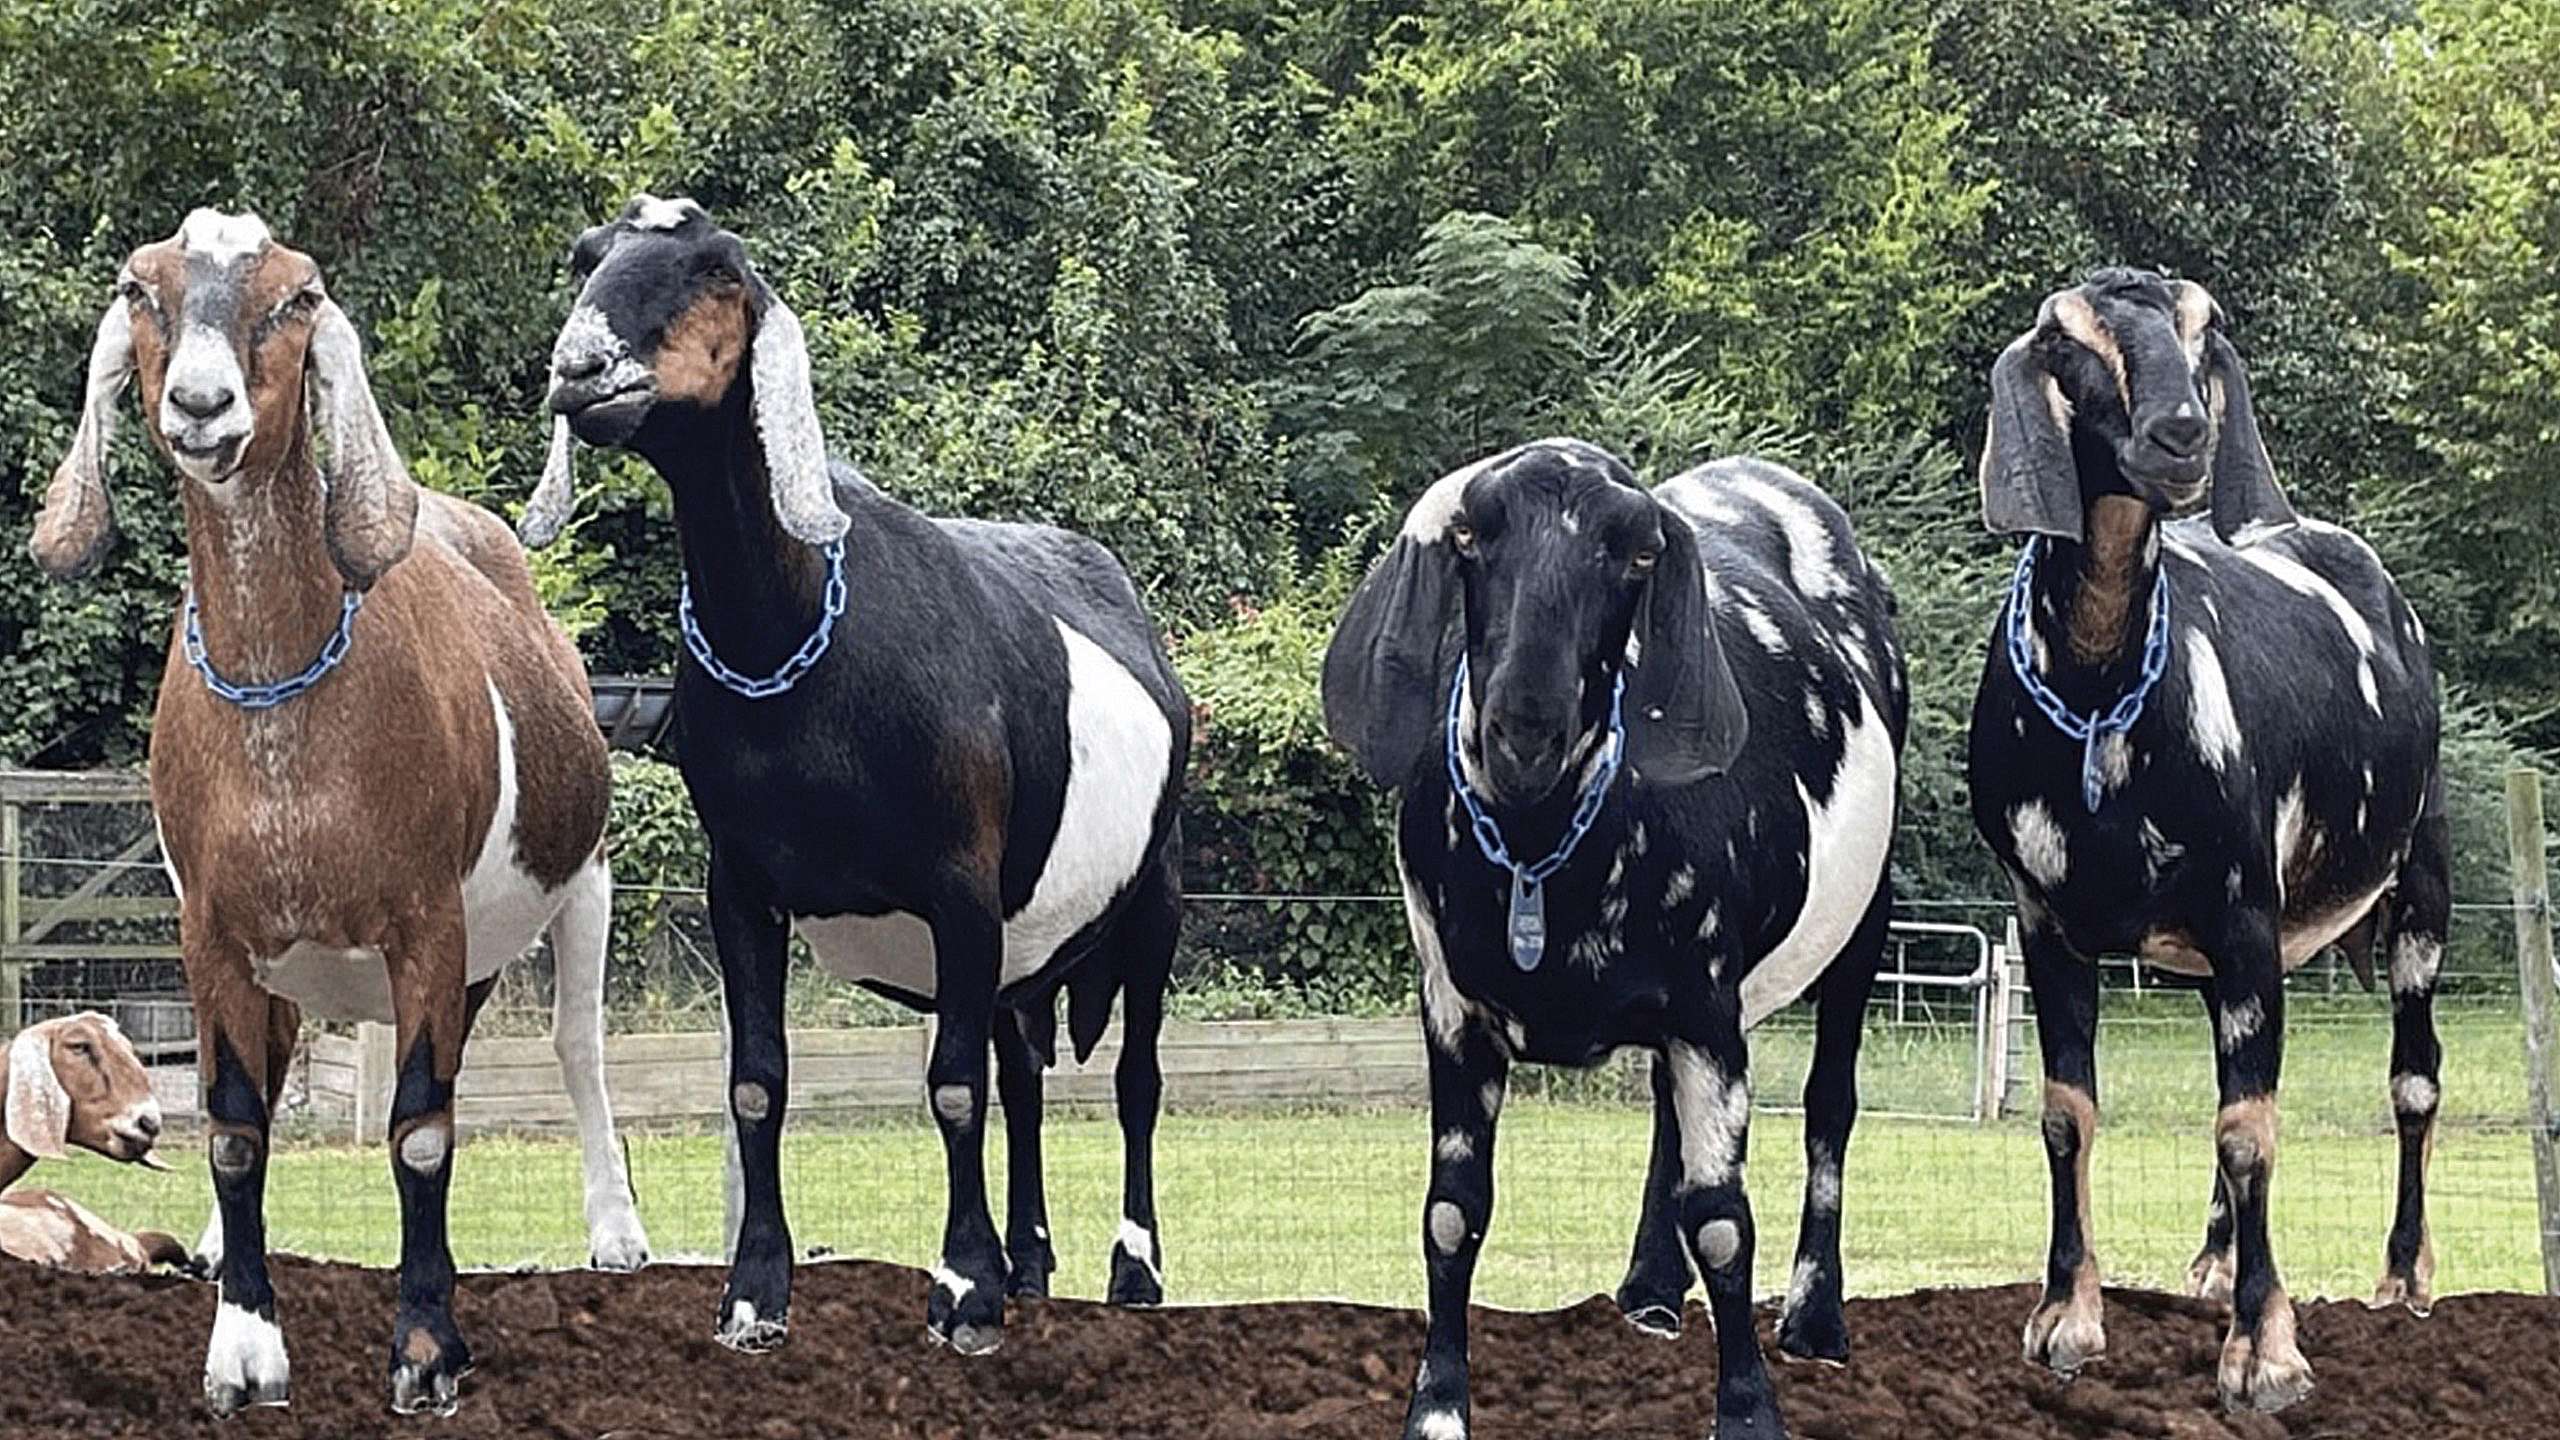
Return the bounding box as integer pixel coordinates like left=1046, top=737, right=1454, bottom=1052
left=529, top=195, right=1187, bottom=1357
left=29, top=210, right=648, bottom=1418
left=1325, top=438, right=1907, bottom=1440
left=1967, top=268, right=2443, bottom=1413
left=1, top=1012, right=188, bottom=1275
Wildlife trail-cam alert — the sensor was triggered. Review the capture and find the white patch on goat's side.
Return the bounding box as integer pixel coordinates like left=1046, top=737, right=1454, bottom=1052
left=461, top=679, right=563, bottom=986
left=1804, top=690, right=1830, bottom=739
left=2006, top=799, right=2070, bottom=896
left=628, top=194, right=701, bottom=231
left=1665, top=1041, right=1750, bottom=1190
left=1400, top=850, right=1470, bottom=1056
left=1739, top=694, right=1896, bottom=1028
left=1732, top=594, right=1789, bottom=655
left=1114, top=1219, right=1163, bottom=1281
left=2391, top=933, right=2443, bottom=996
left=204, top=1300, right=289, bottom=1407
left=2392, top=1073, right=2439, bottom=1115
left=803, top=621, right=1173, bottom=996
left=2280, top=877, right=2392, bottom=970
left=2184, top=630, right=2243, bottom=779
left=180, top=209, right=272, bottom=264
left=1436, top=1129, right=1475, bottom=1164
left=2274, top=780, right=2316, bottom=897
left=2216, top=997, right=2264, bottom=1053
left=2238, top=545, right=2381, bottom=659
left=1725, top=472, right=1848, bottom=601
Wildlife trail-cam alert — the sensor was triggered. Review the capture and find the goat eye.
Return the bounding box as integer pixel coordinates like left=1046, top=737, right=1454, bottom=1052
left=1631, top=549, right=1660, bottom=574
left=1449, top=523, right=1476, bottom=555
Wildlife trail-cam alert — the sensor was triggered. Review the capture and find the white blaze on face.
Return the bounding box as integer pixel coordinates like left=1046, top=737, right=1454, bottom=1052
left=179, top=209, right=272, bottom=265
left=2008, top=799, right=2070, bottom=894
left=628, top=194, right=703, bottom=231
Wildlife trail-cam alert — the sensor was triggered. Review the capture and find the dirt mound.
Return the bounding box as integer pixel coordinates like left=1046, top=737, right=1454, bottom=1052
left=1, top=1258, right=2553, bottom=1437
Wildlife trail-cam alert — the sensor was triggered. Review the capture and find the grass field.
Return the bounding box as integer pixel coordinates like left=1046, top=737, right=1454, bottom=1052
left=50, top=991, right=2541, bottom=1311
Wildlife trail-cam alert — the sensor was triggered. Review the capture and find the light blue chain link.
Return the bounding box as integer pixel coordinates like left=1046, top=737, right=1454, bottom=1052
left=1443, top=654, right=1627, bottom=884
left=679, top=539, right=848, bottom=700
left=182, top=586, right=365, bottom=711
left=2003, top=536, right=2173, bottom=812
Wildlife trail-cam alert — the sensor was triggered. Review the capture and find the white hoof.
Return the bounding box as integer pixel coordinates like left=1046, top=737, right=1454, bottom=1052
left=587, top=1203, right=652, bottom=1272
left=203, top=1301, right=290, bottom=1417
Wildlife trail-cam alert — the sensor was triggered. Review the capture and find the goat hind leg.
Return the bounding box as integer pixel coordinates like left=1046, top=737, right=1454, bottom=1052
left=550, top=858, right=649, bottom=1271
left=2376, top=793, right=2448, bottom=1314
left=1107, top=864, right=1175, bottom=1306
left=994, top=1007, right=1056, bottom=1297
left=925, top=895, right=1010, bottom=1353
left=1779, top=883, right=1886, bottom=1364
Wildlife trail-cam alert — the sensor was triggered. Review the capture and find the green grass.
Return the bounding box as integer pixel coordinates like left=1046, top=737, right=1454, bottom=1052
left=52, top=996, right=2541, bottom=1311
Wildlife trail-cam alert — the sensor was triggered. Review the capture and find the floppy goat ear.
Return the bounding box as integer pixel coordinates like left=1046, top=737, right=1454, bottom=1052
left=2203, top=330, right=2297, bottom=546
left=28, top=303, right=137, bottom=580
left=1623, top=502, right=1748, bottom=786
left=5, top=1025, right=71, bottom=1160
left=1979, top=332, right=2083, bottom=543
left=1323, top=520, right=1464, bottom=788
left=518, top=414, right=577, bottom=548
left=748, top=287, right=850, bottom=546
left=306, top=299, right=419, bottom=588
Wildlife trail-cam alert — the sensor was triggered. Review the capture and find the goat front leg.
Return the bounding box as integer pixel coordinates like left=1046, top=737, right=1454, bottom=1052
left=1615, top=1054, right=1693, bottom=1337
left=193, top=948, right=289, bottom=1416
left=2376, top=797, right=2449, bottom=1314
left=993, top=1008, right=1055, bottom=1298
left=386, top=903, right=476, bottom=1417
left=550, top=857, right=649, bottom=1271
left=710, top=850, right=794, bottom=1352
left=1401, top=1015, right=1505, bottom=1440
left=2021, top=913, right=2106, bottom=1377
left=1667, top=1018, right=1787, bottom=1440
left=925, top=889, right=1010, bottom=1353
left=2206, top=911, right=2312, bottom=1413
left=1779, top=883, right=1887, bottom=1364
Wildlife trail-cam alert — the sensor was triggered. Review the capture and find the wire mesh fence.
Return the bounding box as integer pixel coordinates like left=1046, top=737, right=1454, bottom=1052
left=3, top=772, right=2549, bottom=1312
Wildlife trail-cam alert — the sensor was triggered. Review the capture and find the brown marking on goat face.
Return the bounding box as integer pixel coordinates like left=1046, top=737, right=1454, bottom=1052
left=119, top=235, right=326, bottom=480
left=2049, top=290, right=2130, bottom=407
left=653, top=285, right=750, bottom=405
left=2067, top=495, right=2152, bottom=663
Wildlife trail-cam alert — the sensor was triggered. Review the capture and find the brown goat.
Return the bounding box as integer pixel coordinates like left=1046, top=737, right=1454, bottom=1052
left=27, top=210, right=647, bottom=1418
left=0, top=1011, right=189, bottom=1275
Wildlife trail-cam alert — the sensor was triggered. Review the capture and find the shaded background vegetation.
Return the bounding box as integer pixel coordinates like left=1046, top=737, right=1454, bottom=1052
left=2, top=0, right=2552, bottom=1009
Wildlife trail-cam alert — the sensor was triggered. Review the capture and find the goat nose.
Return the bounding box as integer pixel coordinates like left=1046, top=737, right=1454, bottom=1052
left=555, top=349, right=607, bottom=383
left=169, top=381, right=235, bottom=420
left=2145, top=408, right=2207, bottom=456
left=133, top=1111, right=161, bottom=1140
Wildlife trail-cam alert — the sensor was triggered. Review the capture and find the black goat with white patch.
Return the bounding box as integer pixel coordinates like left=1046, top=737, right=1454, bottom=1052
left=1326, top=439, right=1906, bottom=1440
left=1967, top=268, right=2444, bottom=1414
left=527, top=196, right=1186, bottom=1354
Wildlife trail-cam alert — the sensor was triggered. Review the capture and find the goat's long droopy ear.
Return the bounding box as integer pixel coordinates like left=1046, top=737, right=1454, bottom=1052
left=1979, top=333, right=2082, bottom=543
left=1624, top=502, right=1748, bottom=786
left=307, top=299, right=419, bottom=588
left=4, top=1027, right=70, bottom=1160
left=1322, top=505, right=1464, bottom=788
left=29, top=303, right=137, bottom=580
left=518, top=414, right=577, bottom=548
left=2203, top=330, right=2296, bottom=546
left=749, top=294, right=849, bottom=546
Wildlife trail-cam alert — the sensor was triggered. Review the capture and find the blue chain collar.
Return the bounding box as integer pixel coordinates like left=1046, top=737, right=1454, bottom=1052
left=679, top=539, right=848, bottom=699
left=2004, top=536, right=2172, bottom=812
left=183, top=585, right=365, bottom=710
left=1444, top=654, right=1627, bottom=971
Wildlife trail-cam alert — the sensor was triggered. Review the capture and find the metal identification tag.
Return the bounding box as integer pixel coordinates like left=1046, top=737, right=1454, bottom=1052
left=1509, top=870, right=1547, bottom=971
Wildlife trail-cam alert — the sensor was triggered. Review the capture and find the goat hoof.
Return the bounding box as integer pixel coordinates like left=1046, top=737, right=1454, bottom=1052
left=2186, top=1248, right=2235, bottom=1305
left=389, top=1363, right=463, bottom=1418
left=588, top=1209, right=652, bottom=1273
left=2368, top=1268, right=2433, bottom=1318
left=929, top=1259, right=1007, bottom=1353
left=1006, top=1260, right=1053, bottom=1299
left=1777, top=1310, right=1849, bottom=1366
left=2022, top=1293, right=2106, bottom=1377
left=387, top=1313, right=472, bottom=1418
left=1712, top=1399, right=1790, bottom=1440
left=715, top=1297, right=789, bottom=1353
left=2219, top=1305, right=2313, bottom=1413
left=1622, top=1303, right=1682, bottom=1339
left=1106, top=1239, right=1164, bottom=1307
left=203, top=1301, right=290, bottom=1418
left=1401, top=1385, right=1470, bottom=1440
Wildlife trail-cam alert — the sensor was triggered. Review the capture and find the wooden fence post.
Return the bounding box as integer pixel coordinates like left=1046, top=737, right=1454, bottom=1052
left=1, top=799, right=20, bottom=1040
left=1978, top=931, right=2011, bottom=1124
left=2508, top=767, right=2560, bottom=1295
left=353, top=1021, right=398, bottom=1146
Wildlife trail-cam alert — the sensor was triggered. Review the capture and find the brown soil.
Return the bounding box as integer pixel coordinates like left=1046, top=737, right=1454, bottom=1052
left=1, top=1260, right=2553, bottom=1439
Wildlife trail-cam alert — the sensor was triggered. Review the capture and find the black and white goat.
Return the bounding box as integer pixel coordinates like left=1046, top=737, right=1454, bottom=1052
left=1967, top=268, right=2444, bottom=1413
left=27, top=211, right=648, bottom=1417
left=1325, top=438, right=1906, bottom=1440
left=528, top=196, right=1187, bottom=1354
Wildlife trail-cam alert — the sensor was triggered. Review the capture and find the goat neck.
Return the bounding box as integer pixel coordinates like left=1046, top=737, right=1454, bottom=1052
left=2022, top=494, right=2162, bottom=701
left=651, top=382, right=836, bottom=675
left=180, top=427, right=348, bottom=689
